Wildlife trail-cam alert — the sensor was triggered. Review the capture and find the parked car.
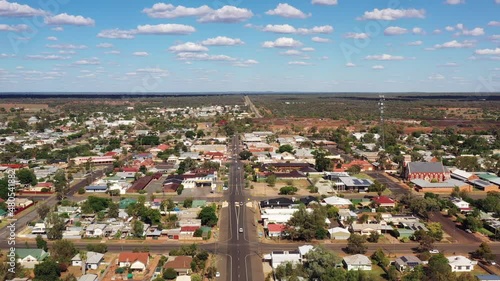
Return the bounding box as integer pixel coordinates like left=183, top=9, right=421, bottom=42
left=465, top=229, right=473, bottom=234
left=429, top=249, right=439, bottom=254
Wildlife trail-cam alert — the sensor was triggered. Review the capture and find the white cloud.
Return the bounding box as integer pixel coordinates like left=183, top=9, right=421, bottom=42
left=52, top=27, right=64, bottom=32
left=372, top=65, right=384, bottom=70
left=143, top=4, right=252, bottom=23
left=198, top=6, right=253, bottom=23
left=488, top=21, right=500, bottom=27
left=201, top=36, right=244, bottom=46
left=97, top=29, right=135, bottom=39
left=302, top=47, right=315, bottom=52
left=262, top=37, right=303, bottom=48
left=358, top=8, right=425, bottom=21
left=175, top=52, right=236, bottom=61
left=59, top=50, right=75, bottom=54
left=384, top=26, right=408, bottom=35
left=0, top=24, right=29, bottom=32
left=74, top=58, right=100, bottom=65
left=133, top=52, right=149, bottom=57
left=26, top=54, right=70, bottom=60
left=46, top=36, right=57, bottom=41
left=281, top=50, right=302, bottom=56
left=44, top=13, right=95, bottom=26
left=445, top=0, right=465, bottom=4
left=233, top=59, right=259, bottom=67
left=169, top=42, right=209, bottom=52
left=345, top=62, right=356, bottom=67
left=434, top=40, right=475, bottom=48
left=311, top=36, right=330, bottom=43
left=433, top=29, right=442, bottom=34
left=412, top=27, right=425, bottom=35
left=0, top=1, right=47, bottom=17
left=288, top=61, right=311, bottom=65
left=428, top=73, right=445, bottom=80
left=344, top=32, right=369, bottom=39
left=96, top=43, right=113, bottom=48
left=475, top=48, right=500, bottom=55
left=312, top=0, right=338, bottom=5
left=104, top=50, right=120, bottom=55
left=407, top=40, right=423, bottom=46
left=445, top=26, right=455, bottom=31
left=136, top=24, right=196, bottom=35
left=438, top=62, right=459, bottom=67
left=365, top=54, right=404, bottom=61
left=262, top=24, right=333, bottom=34
left=489, top=35, right=500, bottom=41
left=266, top=3, right=310, bottom=19
left=0, top=53, right=16, bottom=58
left=136, top=67, right=169, bottom=77
left=460, top=27, right=485, bottom=36
left=47, top=44, right=88, bottom=49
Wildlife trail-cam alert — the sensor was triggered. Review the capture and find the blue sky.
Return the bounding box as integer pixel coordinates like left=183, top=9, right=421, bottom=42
left=0, top=0, right=499, bottom=92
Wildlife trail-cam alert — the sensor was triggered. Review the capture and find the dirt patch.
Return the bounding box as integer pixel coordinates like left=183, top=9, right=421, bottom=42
left=250, top=179, right=312, bottom=197
left=0, top=103, right=49, bottom=111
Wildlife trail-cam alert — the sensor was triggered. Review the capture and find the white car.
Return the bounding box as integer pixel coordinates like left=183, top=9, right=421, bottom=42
left=215, top=272, right=221, bottom=277
left=239, top=228, right=243, bottom=233
left=429, top=249, right=439, bottom=254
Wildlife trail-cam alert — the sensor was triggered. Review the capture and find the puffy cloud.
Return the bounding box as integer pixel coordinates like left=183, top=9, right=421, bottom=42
left=266, top=3, right=310, bottom=19
left=358, top=8, right=425, bottom=21
left=52, top=27, right=64, bottom=32
left=474, top=48, right=500, bottom=55
left=281, top=50, right=302, bottom=56
left=311, top=36, right=330, bottom=43
left=133, top=52, right=149, bottom=56
left=233, top=59, right=259, bottom=67
left=372, top=65, right=384, bottom=69
left=135, top=67, right=169, bottom=77
left=428, top=73, right=445, bottom=80
left=26, top=54, right=70, bottom=60
left=288, top=61, right=311, bottom=65
left=74, top=58, right=100, bottom=65
left=434, top=40, right=475, bottom=48
left=445, top=0, right=465, bottom=4
left=344, top=32, right=369, bottom=39
left=311, top=0, right=338, bottom=5
left=412, top=27, right=425, bottom=35
left=488, top=21, right=500, bottom=27
left=302, top=47, right=315, bottom=52
left=168, top=42, right=209, bottom=52
left=384, top=26, right=408, bottom=35
left=44, top=13, right=95, bottom=26
left=407, top=40, right=423, bottom=46
left=365, top=54, right=404, bottom=60
left=433, top=29, right=442, bottom=34
left=262, top=37, right=303, bottom=48
left=47, top=44, right=88, bottom=49
left=262, top=24, right=333, bottom=34
left=198, top=6, right=253, bottom=23
left=104, top=50, right=120, bottom=55
left=445, top=26, right=455, bottom=31
left=345, top=62, right=356, bottom=67
left=0, top=24, right=29, bottom=32
left=97, top=29, right=135, bottom=39
left=201, top=36, right=244, bottom=46
left=0, top=1, right=47, bottom=17
left=143, top=4, right=252, bottom=23
left=96, top=43, right=113, bottom=48
left=460, top=27, right=485, bottom=36
left=136, top=24, right=195, bottom=35
left=175, top=52, right=236, bottom=61
left=438, top=62, right=459, bottom=67
left=46, top=36, right=58, bottom=41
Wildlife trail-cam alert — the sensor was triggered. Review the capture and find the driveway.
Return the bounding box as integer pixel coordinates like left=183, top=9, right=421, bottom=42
left=428, top=211, right=482, bottom=244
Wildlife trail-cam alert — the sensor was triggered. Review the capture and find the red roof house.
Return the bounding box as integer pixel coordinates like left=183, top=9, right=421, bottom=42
left=267, top=224, right=286, bottom=238
left=372, top=196, right=396, bottom=208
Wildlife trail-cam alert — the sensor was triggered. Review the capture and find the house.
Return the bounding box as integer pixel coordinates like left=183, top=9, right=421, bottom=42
left=85, top=224, right=107, bottom=237
left=268, top=250, right=301, bottom=269
left=476, top=275, right=500, bottom=281
left=328, top=227, right=351, bottom=240
left=85, top=185, right=107, bottom=193
left=411, top=178, right=472, bottom=193
left=343, top=254, right=372, bottom=271
left=372, top=196, right=396, bottom=208
left=351, top=221, right=393, bottom=235
left=451, top=169, right=479, bottom=181
left=118, top=252, right=149, bottom=271
left=267, top=224, right=286, bottom=238
left=338, top=177, right=373, bottom=192
left=447, top=256, right=477, bottom=272
left=321, top=196, right=353, bottom=208
left=71, top=251, right=104, bottom=270
left=16, top=249, right=49, bottom=268
left=450, top=197, right=473, bottom=213
left=164, top=256, right=193, bottom=276
left=403, top=162, right=450, bottom=182
left=338, top=209, right=358, bottom=222
left=180, top=226, right=200, bottom=236
left=260, top=197, right=295, bottom=209
left=77, top=274, right=98, bottom=281
left=395, top=255, right=423, bottom=272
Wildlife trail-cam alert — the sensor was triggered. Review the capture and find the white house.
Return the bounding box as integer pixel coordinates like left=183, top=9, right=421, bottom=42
left=77, top=274, right=98, bottom=281
left=321, top=196, right=353, bottom=208
left=267, top=250, right=301, bottom=269
left=85, top=224, right=107, bottom=237
left=447, top=256, right=477, bottom=272
left=343, top=254, right=372, bottom=271
left=72, top=251, right=104, bottom=270
left=118, top=252, right=149, bottom=272
left=450, top=197, right=472, bottom=213
left=328, top=227, right=351, bottom=240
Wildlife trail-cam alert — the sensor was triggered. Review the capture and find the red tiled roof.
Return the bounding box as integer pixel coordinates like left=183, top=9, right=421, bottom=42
left=104, top=151, right=118, bottom=157
left=180, top=226, right=200, bottom=232
left=35, top=182, right=53, bottom=187
left=157, top=144, right=170, bottom=151
left=372, top=196, right=395, bottom=204
left=267, top=224, right=286, bottom=233
left=0, top=164, right=25, bottom=169
left=122, top=167, right=139, bottom=172
left=118, top=252, right=149, bottom=265
left=164, top=256, right=192, bottom=270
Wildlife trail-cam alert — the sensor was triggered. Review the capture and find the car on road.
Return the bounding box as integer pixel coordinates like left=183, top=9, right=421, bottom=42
left=487, top=260, right=497, bottom=265
left=429, top=249, right=439, bottom=254
left=237, top=167, right=240, bottom=170
left=465, top=229, right=473, bottom=234
left=239, top=228, right=243, bottom=233
left=215, top=272, right=221, bottom=277
left=240, top=201, right=243, bottom=206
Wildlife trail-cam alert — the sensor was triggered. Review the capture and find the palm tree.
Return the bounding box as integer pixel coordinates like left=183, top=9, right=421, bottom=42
left=80, top=251, right=87, bottom=275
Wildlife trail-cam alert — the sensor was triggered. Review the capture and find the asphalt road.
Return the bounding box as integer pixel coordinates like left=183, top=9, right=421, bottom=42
left=366, top=171, right=410, bottom=198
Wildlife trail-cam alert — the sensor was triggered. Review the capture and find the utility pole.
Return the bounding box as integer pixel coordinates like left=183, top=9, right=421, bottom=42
left=378, top=95, right=386, bottom=150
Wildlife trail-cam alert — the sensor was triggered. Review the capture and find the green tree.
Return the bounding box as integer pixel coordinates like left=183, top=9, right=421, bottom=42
left=46, top=212, right=65, bottom=240
left=108, top=202, right=119, bottom=219
left=371, top=249, right=389, bottom=268
left=36, top=235, right=48, bottom=251
left=427, top=222, right=444, bottom=241
left=51, top=239, right=77, bottom=264
left=279, top=186, right=298, bottom=195
left=33, top=259, right=61, bottom=281
left=473, top=242, right=496, bottom=261
left=53, top=170, right=67, bottom=194
left=426, top=254, right=454, bottom=281
left=133, top=220, right=144, bottom=237
left=387, top=265, right=400, bottom=281
left=86, top=243, right=108, bottom=253
left=287, top=205, right=327, bottom=241
left=239, top=150, right=252, bottom=160
left=198, top=206, right=218, bottom=227
left=367, top=231, right=380, bottom=243
left=464, top=215, right=482, bottom=232
left=278, top=144, right=295, bottom=154
left=191, top=274, right=202, bottom=281
left=266, top=174, right=277, bottom=187
left=402, top=265, right=425, bottom=281
left=163, top=268, right=177, bottom=280
left=346, top=234, right=367, bottom=254
left=304, top=246, right=342, bottom=280
left=183, top=197, right=193, bottom=208
left=16, top=168, right=37, bottom=186
left=313, top=150, right=331, bottom=172
left=346, top=165, right=361, bottom=175
left=37, top=204, right=51, bottom=220
left=455, top=156, right=480, bottom=171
